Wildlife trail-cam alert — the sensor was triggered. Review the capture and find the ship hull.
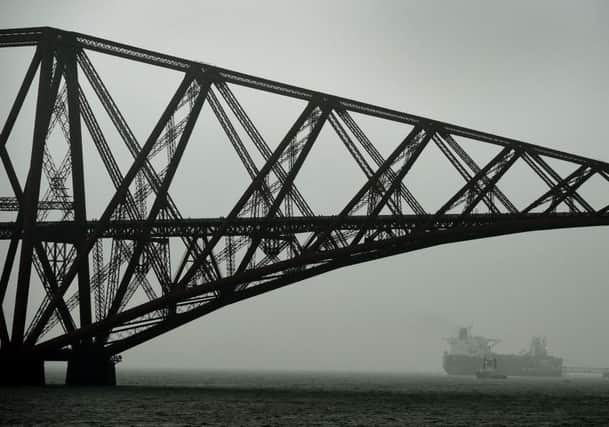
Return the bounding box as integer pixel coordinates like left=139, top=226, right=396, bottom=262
left=443, top=353, right=563, bottom=377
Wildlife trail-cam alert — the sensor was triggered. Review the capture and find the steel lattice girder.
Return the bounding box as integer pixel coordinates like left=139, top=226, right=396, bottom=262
left=1, top=27, right=609, bottom=360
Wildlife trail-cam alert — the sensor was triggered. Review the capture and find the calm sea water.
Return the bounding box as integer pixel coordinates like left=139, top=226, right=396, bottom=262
left=2, top=368, right=609, bottom=425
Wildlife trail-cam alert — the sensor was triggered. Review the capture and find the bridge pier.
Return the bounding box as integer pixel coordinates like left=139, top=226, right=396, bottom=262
left=0, top=352, right=45, bottom=386
left=0, top=350, right=117, bottom=386
left=66, top=353, right=116, bottom=386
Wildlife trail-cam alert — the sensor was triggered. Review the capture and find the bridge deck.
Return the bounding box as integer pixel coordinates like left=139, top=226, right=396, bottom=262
left=2, top=213, right=609, bottom=241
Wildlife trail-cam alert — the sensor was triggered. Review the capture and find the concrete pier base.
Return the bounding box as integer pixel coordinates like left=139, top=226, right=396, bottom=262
left=0, top=356, right=45, bottom=386
left=66, top=355, right=116, bottom=386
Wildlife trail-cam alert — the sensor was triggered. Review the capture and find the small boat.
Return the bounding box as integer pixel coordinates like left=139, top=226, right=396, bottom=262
left=476, top=369, right=508, bottom=379
left=475, top=356, right=507, bottom=379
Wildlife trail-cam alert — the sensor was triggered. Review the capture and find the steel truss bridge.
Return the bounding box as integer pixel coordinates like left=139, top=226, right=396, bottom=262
left=1, top=27, right=609, bottom=385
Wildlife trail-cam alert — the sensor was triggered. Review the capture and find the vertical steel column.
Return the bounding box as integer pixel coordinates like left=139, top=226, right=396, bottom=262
left=64, top=41, right=92, bottom=333
left=0, top=50, right=41, bottom=193
left=11, top=35, right=58, bottom=345
left=0, top=52, right=43, bottom=347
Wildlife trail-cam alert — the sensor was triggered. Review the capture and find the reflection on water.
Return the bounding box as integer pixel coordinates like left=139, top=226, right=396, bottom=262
left=3, top=368, right=609, bottom=425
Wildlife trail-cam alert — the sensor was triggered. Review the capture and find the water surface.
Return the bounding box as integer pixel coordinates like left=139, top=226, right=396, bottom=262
left=2, top=369, right=608, bottom=425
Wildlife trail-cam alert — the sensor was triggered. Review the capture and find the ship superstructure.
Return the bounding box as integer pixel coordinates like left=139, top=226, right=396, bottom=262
left=445, top=327, right=500, bottom=357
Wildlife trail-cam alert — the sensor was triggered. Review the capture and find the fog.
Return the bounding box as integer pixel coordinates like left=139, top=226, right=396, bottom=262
left=1, top=0, right=608, bottom=373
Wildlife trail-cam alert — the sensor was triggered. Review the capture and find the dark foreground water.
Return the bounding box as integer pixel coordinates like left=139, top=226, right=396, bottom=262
left=2, top=369, right=609, bottom=425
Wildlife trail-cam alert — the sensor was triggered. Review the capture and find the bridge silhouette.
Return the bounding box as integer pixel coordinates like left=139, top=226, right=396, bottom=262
left=1, top=27, right=609, bottom=385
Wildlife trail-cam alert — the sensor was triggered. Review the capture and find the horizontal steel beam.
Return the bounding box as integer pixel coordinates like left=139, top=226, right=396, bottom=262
left=0, top=196, right=72, bottom=211
left=1, top=213, right=607, bottom=241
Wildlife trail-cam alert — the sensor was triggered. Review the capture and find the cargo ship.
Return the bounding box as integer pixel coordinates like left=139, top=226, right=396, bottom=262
left=443, top=327, right=563, bottom=377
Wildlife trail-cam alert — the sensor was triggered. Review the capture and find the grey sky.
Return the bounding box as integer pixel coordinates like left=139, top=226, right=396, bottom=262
left=1, top=0, right=608, bottom=372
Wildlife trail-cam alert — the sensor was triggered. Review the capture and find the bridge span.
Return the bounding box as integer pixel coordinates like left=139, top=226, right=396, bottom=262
left=2, top=27, right=609, bottom=385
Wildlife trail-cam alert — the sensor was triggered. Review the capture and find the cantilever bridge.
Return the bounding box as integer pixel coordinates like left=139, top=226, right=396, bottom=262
left=1, top=27, right=609, bottom=385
